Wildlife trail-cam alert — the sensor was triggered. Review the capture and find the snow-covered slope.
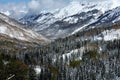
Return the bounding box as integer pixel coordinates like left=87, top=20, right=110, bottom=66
left=20, top=0, right=120, bottom=39
left=53, top=1, right=113, bottom=19
left=52, top=0, right=120, bottom=19
left=95, top=29, right=120, bottom=41
left=0, top=13, right=49, bottom=44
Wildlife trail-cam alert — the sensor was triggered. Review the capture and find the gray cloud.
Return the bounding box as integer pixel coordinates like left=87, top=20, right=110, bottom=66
left=0, top=0, right=69, bottom=18
left=27, top=0, right=68, bottom=12
left=0, top=0, right=120, bottom=18
left=0, top=3, right=28, bottom=18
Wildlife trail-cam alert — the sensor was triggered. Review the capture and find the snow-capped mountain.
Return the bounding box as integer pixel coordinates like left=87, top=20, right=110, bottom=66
left=53, top=1, right=115, bottom=19
left=73, top=6, right=120, bottom=33
left=0, top=13, right=49, bottom=44
left=20, top=1, right=120, bottom=39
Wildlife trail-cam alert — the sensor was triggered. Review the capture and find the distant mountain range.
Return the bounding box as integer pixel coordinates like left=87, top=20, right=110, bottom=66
left=19, top=1, right=120, bottom=39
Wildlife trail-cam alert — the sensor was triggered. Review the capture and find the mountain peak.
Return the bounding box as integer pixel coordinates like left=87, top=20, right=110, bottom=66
left=53, top=1, right=84, bottom=19
left=53, top=0, right=119, bottom=19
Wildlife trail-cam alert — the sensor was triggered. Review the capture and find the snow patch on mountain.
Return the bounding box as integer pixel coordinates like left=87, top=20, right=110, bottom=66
left=62, top=47, right=85, bottom=61
left=100, top=7, right=120, bottom=22
left=95, top=29, right=120, bottom=41
left=1, top=11, right=10, bottom=16
left=0, top=25, right=46, bottom=41
left=53, top=1, right=84, bottom=19
left=72, top=18, right=97, bottom=34
left=0, top=25, right=27, bottom=41
left=0, top=26, right=7, bottom=34
left=53, top=47, right=85, bottom=63
left=53, top=0, right=120, bottom=19
left=20, top=0, right=120, bottom=39
left=64, top=17, right=78, bottom=24
left=0, top=13, right=49, bottom=43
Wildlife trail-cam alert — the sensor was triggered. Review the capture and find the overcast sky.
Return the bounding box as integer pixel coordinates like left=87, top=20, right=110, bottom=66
left=0, top=0, right=69, bottom=15
left=0, top=0, right=105, bottom=4
left=0, top=0, right=107, bottom=12
left=0, top=0, right=118, bottom=18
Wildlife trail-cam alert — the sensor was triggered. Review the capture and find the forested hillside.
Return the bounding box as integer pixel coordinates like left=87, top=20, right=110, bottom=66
left=1, top=0, right=120, bottom=80
left=12, top=25, right=120, bottom=80
left=0, top=24, right=120, bottom=80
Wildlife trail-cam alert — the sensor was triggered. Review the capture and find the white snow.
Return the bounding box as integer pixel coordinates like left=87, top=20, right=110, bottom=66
left=0, top=26, right=7, bottom=34
left=52, top=47, right=85, bottom=63
left=101, top=7, right=120, bottom=23
left=36, top=14, right=50, bottom=22
left=0, top=14, right=48, bottom=42
left=34, top=14, right=58, bottom=31
left=62, top=49, right=79, bottom=60
left=0, top=25, right=27, bottom=41
left=64, top=17, right=78, bottom=24
left=96, top=37, right=102, bottom=41
left=3, top=60, right=9, bottom=65
left=1, top=11, right=10, bottom=16
left=34, top=66, right=41, bottom=74
left=72, top=19, right=97, bottom=34
left=95, top=29, right=120, bottom=41
left=72, top=25, right=86, bottom=35
left=54, top=1, right=84, bottom=19
left=20, top=0, right=120, bottom=40
left=116, top=76, right=120, bottom=80
left=53, top=0, right=120, bottom=19
left=112, top=16, right=120, bottom=23
left=71, top=6, right=120, bottom=35
left=62, top=47, right=85, bottom=60
left=99, top=47, right=102, bottom=51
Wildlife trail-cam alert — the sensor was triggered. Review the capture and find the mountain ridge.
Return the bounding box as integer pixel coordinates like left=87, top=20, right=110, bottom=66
left=0, top=13, right=49, bottom=45
left=20, top=1, right=120, bottom=39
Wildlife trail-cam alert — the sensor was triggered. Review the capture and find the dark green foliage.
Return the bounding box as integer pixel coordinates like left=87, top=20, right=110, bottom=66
left=48, top=65, right=59, bottom=80
left=83, top=50, right=99, bottom=60
left=69, top=60, right=82, bottom=68
left=29, top=67, right=37, bottom=80
left=1, top=24, right=120, bottom=80
left=48, top=65, right=59, bottom=74
left=0, top=54, right=29, bottom=80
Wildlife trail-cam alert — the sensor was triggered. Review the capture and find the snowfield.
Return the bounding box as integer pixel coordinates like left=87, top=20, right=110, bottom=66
left=95, top=29, right=120, bottom=41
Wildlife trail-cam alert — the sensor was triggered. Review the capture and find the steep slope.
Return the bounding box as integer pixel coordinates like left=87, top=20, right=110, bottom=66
left=20, top=1, right=120, bottom=39
left=53, top=1, right=113, bottom=19
left=0, top=13, right=49, bottom=44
